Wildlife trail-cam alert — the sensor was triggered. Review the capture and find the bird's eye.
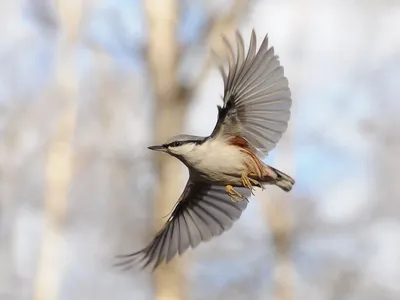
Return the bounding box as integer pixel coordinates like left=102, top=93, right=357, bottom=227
left=170, top=141, right=182, bottom=147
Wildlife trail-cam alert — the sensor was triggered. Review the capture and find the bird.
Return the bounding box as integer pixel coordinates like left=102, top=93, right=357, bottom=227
left=116, top=30, right=295, bottom=270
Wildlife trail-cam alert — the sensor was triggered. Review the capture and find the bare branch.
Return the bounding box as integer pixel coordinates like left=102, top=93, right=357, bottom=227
left=183, top=0, right=253, bottom=93
left=26, top=0, right=59, bottom=32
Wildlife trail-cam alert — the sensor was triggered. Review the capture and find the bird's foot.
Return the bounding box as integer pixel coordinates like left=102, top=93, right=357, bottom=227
left=242, top=172, right=264, bottom=194
left=225, top=185, right=246, bottom=202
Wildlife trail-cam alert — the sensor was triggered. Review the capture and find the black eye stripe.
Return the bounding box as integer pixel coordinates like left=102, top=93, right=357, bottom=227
left=169, top=141, right=182, bottom=147
left=167, top=138, right=206, bottom=148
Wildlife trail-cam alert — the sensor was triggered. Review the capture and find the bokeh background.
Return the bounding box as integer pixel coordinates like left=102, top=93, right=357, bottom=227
left=1, top=0, right=400, bottom=299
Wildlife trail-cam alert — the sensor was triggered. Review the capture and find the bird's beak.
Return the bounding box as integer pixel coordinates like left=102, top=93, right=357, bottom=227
left=147, top=144, right=166, bottom=152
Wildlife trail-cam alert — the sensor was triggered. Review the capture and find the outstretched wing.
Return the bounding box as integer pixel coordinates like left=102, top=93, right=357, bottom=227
left=115, top=179, right=251, bottom=270
left=210, top=30, right=292, bottom=157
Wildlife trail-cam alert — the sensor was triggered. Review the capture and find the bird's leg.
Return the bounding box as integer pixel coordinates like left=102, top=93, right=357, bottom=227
left=225, top=185, right=245, bottom=202
left=241, top=172, right=256, bottom=195
left=250, top=177, right=265, bottom=191
left=242, top=171, right=264, bottom=193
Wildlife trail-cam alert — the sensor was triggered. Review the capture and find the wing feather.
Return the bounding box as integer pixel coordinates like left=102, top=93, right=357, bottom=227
left=115, top=180, right=250, bottom=270
left=211, top=30, right=292, bottom=157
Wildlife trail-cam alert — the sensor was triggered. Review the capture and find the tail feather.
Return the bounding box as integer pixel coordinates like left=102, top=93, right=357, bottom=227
left=260, top=166, right=295, bottom=192
left=274, top=168, right=295, bottom=192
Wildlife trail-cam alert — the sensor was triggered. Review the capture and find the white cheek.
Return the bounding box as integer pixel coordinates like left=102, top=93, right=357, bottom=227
left=171, top=144, right=195, bottom=156
left=181, top=144, right=195, bottom=154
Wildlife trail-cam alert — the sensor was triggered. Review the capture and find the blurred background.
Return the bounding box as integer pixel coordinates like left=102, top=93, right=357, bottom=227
left=1, top=0, right=400, bottom=299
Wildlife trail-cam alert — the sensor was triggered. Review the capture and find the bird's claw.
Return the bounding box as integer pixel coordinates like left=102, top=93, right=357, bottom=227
left=225, top=185, right=246, bottom=202
left=241, top=172, right=264, bottom=194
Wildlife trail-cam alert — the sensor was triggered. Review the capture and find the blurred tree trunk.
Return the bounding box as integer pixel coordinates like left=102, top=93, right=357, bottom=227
left=33, top=1, right=82, bottom=300
left=144, top=1, right=251, bottom=299
left=258, top=128, right=295, bottom=300
left=144, top=1, right=252, bottom=299
left=257, top=7, right=307, bottom=298
left=144, top=1, right=187, bottom=299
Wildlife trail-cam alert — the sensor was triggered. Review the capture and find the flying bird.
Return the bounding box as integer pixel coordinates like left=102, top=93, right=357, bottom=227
left=117, top=30, right=295, bottom=270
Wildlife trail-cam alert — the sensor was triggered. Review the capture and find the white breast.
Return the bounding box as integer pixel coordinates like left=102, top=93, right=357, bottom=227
left=184, top=139, right=248, bottom=183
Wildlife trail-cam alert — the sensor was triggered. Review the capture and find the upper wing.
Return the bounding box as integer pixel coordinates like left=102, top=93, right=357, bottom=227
left=210, top=30, right=292, bottom=157
left=116, top=179, right=251, bottom=270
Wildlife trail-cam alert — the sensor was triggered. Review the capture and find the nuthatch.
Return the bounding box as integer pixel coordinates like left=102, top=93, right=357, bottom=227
left=117, top=30, right=295, bottom=270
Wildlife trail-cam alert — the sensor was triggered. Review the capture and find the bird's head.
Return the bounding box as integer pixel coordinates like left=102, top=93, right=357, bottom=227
left=148, top=134, right=206, bottom=163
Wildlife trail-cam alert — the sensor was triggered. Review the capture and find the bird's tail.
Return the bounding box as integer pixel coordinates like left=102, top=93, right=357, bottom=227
left=259, top=166, right=295, bottom=192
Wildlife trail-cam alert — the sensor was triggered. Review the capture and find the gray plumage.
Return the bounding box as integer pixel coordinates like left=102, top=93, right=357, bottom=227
left=165, top=134, right=206, bottom=144
left=116, top=182, right=250, bottom=269
left=211, top=30, right=292, bottom=156
left=116, top=30, right=293, bottom=270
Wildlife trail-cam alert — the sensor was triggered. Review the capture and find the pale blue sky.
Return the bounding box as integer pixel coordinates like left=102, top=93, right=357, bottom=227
left=2, top=1, right=400, bottom=298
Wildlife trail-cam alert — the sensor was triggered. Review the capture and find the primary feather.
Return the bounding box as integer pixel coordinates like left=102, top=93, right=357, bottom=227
left=211, top=30, right=292, bottom=157
left=115, top=180, right=250, bottom=270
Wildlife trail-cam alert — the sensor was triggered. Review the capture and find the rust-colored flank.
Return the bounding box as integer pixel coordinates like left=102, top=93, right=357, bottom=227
left=229, top=136, right=265, bottom=178
left=229, top=136, right=249, bottom=148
